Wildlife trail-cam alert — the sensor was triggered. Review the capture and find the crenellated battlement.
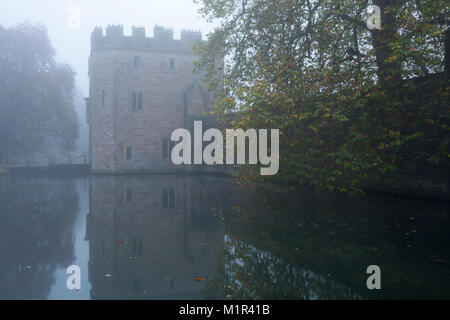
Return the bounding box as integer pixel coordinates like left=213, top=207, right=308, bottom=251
left=180, top=29, right=202, bottom=43
left=153, top=25, right=174, bottom=40
left=91, top=26, right=103, bottom=38
left=132, top=26, right=146, bottom=38
left=90, top=25, right=203, bottom=53
left=106, top=24, right=124, bottom=37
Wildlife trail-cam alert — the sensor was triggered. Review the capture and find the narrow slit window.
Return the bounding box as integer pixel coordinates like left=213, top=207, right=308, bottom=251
left=126, top=188, right=132, bottom=202
left=169, top=140, right=175, bottom=157
left=134, top=56, right=142, bottom=68
left=133, top=92, right=142, bottom=110
left=162, top=189, right=168, bottom=208
left=162, top=140, right=169, bottom=159
left=169, top=58, right=175, bottom=70
left=126, top=147, right=132, bottom=160
left=169, top=187, right=175, bottom=208
left=138, top=92, right=143, bottom=110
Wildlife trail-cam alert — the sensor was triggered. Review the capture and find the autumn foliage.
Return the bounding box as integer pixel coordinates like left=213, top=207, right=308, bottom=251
left=195, top=0, right=450, bottom=193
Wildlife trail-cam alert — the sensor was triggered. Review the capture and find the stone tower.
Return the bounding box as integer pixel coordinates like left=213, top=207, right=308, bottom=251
left=86, top=25, right=216, bottom=173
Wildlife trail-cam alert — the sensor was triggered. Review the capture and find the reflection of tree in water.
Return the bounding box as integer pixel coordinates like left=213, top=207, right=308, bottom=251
left=211, top=186, right=450, bottom=299
left=0, top=177, right=78, bottom=299
left=215, top=236, right=360, bottom=299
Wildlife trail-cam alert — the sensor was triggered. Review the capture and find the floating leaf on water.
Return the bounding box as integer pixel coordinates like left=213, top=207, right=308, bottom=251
left=194, top=276, right=206, bottom=281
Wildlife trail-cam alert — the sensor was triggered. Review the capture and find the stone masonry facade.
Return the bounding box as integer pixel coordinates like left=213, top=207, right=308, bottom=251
left=86, top=25, right=219, bottom=173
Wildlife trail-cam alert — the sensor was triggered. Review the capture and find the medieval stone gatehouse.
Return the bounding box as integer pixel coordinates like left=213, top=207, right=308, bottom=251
left=86, top=25, right=217, bottom=173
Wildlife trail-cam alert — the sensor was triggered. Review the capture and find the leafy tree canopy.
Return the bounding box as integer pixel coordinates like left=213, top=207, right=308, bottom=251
left=195, top=0, right=450, bottom=193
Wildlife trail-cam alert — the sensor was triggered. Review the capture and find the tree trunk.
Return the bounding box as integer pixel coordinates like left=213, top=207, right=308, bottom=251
left=371, top=0, right=403, bottom=84
left=445, top=28, right=450, bottom=75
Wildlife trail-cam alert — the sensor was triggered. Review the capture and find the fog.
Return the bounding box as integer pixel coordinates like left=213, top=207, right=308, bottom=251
left=1, top=0, right=449, bottom=302
left=0, top=0, right=216, bottom=93
left=0, top=0, right=217, bottom=154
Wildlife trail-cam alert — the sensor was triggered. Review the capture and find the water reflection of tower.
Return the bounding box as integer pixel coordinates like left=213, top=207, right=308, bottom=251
left=86, top=175, right=233, bottom=299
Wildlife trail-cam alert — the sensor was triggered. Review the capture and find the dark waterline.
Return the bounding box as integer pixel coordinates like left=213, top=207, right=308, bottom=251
left=0, top=175, right=449, bottom=300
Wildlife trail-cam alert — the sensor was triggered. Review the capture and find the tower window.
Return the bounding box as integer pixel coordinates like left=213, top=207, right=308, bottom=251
left=126, top=147, right=132, bottom=160
left=162, top=139, right=174, bottom=160
left=132, top=92, right=143, bottom=110
left=102, top=90, right=106, bottom=107
left=169, top=58, right=175, bottom=70
left=126, top=188, right=132, bottom=202
left=162, top=189, right=168, bottom=208
left=138, top=93, right=142, bottom=109
left=162, top=140, right=168, bottom=159
left=162, top=187, right=175, bottom=208
left=134, top=56, right=142, bottom=68
left=169, top=188, right=175, bottom=208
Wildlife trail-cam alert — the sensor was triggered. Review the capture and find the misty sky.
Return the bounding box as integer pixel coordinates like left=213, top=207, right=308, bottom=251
left=0, top=0, right=217, bottom=95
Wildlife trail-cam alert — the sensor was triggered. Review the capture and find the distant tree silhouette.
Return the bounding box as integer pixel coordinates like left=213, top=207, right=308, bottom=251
left=0, top=23, right=78, bottom=164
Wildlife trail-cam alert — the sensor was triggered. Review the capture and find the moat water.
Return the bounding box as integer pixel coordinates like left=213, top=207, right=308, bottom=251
left=0, top=175, right=449, bottom=300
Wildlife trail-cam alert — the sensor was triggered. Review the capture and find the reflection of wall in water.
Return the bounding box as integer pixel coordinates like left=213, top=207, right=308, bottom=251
left=87, top=175, right=233, bottom=299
